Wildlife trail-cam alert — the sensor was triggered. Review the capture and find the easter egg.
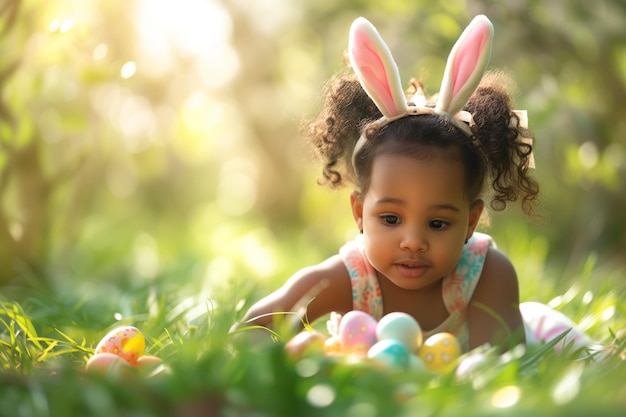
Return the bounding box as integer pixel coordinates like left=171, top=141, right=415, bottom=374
left=86, top=352, right=131, bottom=376
left=367, top=339, right=409, bottom=369
left=285, top=330, right=326, bottom=357
left=135, top=355, right=167, bottom=377
left=408, top=354, right=426, bottom=372
left=338, top=310, right=378, bottom=354
left=95, top=325, right=145, bottom=365
left=418, top=332, right=461, bottom=373
left=376, top=312, right=423, bottom=352
left=324, top=335, right=342, bottom=354
left=455, top=352, right=487, bottom=379
left=136, top=355, right=162, bottom=366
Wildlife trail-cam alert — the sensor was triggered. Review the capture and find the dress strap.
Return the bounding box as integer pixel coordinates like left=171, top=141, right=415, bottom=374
left=339, top=235, right=384, bottom=319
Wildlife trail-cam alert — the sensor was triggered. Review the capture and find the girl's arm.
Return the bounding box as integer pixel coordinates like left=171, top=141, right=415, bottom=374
left=240, top=255, right=353, bottom=329
left=467, top=247, right=525, bottom=351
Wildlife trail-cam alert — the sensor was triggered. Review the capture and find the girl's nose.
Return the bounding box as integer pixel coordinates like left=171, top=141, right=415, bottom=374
left=400, top=228, right=428, bottom=252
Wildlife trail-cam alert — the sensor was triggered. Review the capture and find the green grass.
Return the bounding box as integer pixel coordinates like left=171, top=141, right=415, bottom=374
left=1, top=252, right=625, bottom=417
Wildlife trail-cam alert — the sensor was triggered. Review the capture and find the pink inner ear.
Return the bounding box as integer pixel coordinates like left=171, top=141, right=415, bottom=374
left=451, top=24, right=490, bottom=97
left=351, top=28, right=396, bottom=116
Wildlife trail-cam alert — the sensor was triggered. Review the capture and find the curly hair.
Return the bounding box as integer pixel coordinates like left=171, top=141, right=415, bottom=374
left=302, top=70, right=540, bottom=215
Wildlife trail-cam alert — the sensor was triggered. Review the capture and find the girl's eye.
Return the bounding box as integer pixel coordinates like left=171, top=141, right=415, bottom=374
left=429, top=219, right=449, bottom=230
left=381, top=215, right=401, bottom=225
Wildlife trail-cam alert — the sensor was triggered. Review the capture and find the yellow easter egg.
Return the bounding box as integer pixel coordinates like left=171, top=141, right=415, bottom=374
left=418, top=332, right=461, bottom=373
left=324, top=335, right=343, bottom=354
left=95, top=325, right=145, bottom=365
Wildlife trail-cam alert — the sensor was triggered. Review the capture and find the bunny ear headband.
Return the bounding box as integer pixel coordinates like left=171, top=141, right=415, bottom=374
left=348, top=15, right=534, bottom=167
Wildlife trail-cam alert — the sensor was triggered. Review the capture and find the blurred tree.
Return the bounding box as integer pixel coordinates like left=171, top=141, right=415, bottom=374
left=0, top=0, right=624, bottom=289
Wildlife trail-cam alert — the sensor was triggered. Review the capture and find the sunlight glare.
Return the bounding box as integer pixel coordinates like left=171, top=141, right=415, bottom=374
left=601, top=305, right=615, bottom=321
left=133, top=233, right=160, bottom=280
left=578, top=141, right=598, bottom=170
left=347, top=402, right=377, bottom=417
left=60, top=18, right=74, bottom=33
left=216, top=157, right=259, bottom=217
left=49, top=19, right=61, bottom=32
left=306, top=384, right=335, bottom=408
left=552, top=364, right=582, bottom=405
left=93, top=43, right=108, bottom=61
left=120, top=61, right=137, bottom=79
left=239, top=231, right=277, bottom=278
left=295, top=358, right=320, bottom=377
left=216, top=172, right=257, bottom=217
left=134, top=0, right=239, bottom=86
left=8, top=221, right=23, bottom=242
left=491, top=385, right=521, bottom=408
left=232, top=0, right=298, bottom=35
left=48, top=17, right=74, bottom=33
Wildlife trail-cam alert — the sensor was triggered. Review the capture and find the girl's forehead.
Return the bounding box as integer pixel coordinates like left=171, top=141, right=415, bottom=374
left=371, top=151, right=464, bottom=175
left=367, top=153, right=468, bottom=204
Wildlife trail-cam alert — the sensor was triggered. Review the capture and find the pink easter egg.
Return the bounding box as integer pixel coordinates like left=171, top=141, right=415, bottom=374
left=95, top=325, right=145, bottom=365
left=85, top=352, right=131, bottom=377
left=136, top=355, right=163, bottom=367
left=338, top=310, right=378, bottom=354
left=135, top=355, right=166, bottom=377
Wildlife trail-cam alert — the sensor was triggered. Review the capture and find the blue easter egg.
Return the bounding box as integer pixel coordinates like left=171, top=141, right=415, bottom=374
left=367, top=339, right=410, bottom=369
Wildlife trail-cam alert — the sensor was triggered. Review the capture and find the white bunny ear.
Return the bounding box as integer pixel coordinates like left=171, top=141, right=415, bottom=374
left=348, top=17, right=407, bottom=118
left=436, top=15, right=494, bottom=116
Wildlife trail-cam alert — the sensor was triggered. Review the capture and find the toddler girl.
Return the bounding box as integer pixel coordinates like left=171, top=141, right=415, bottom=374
left=242, top=15, right=591, bottom=353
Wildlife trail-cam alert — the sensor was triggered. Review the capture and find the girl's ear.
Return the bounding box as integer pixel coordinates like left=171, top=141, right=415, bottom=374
left=350, top=191, right=364, bottom=231
left=466, top=199, right=485, bottom=240
left=348, top=17, right=407, bottom=119
left=436, top=15, right=494, bottom=116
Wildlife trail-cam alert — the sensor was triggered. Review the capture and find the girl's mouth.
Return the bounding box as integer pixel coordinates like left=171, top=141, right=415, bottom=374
left=395, top=263, right=429, bottom=277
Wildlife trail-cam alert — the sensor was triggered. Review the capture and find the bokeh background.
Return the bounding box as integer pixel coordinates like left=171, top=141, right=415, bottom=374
left=0, top=0, right=624, bottom=313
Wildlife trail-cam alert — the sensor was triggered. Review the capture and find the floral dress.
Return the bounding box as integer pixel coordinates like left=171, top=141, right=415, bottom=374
left=339, top=232, right=592, bottom=353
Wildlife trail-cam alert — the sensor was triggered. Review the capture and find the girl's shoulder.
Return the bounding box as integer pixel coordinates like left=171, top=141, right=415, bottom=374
left=482, top=245, right=517, bottom=282
left=241, top=255, right=352, bottom=327
left=469, top=243, right=518, bottom=305
left=284, top=255, right=354, bottom=322
left=467, top=244, right=522, bottom=349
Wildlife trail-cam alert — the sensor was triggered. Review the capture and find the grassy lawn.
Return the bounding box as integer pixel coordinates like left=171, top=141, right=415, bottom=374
left=1, top=1, right=624, bottom=415
left=1, top=245, right=625, bottom=417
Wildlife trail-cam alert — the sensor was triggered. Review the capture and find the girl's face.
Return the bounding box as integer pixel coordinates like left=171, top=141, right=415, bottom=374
left=351, top=152, right=483, bottom=291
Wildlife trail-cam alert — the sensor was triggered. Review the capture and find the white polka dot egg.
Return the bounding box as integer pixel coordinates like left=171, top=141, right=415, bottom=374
left=418, top=332, right=461, bottom=373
